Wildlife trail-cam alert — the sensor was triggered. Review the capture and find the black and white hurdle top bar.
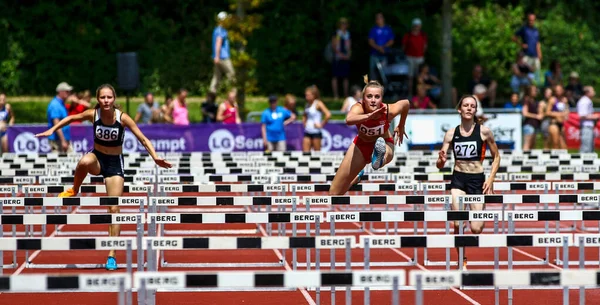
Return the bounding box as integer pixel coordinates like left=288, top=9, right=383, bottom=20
left=1, top=233, right=594, bottom=251
left=0, top=273, right=131, bottom=292
left=410, top=269, right=600, bottom=287
left=2, top=194, right=598, bottom=206
left=15, top=181, right=600, bottom=196
left=1, top=210, right=599, bottom=225
left=6, top=163, right=593, bottom=177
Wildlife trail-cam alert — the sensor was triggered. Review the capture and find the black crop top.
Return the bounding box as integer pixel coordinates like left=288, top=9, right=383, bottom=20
left=450, top=123, right=486, bottom=162
left=93, top=109, right=125, bottom=147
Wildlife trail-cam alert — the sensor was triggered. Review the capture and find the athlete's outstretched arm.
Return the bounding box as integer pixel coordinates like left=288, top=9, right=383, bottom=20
left=388, top=99, right=410, bottom=144
left=345, top=103, right=385, bottom=126
left=35, top=109, right=95, bottom=138
left=436, top=129, right=454, bottom=169
left=121, top=113, right=172, bottom=169
left=482, top=126, right=500, bottom=194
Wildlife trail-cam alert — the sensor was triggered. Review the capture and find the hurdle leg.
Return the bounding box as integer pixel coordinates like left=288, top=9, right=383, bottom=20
left=146, top=240, right=156, bottom=305
left=412, top=203, right=418, bottom=264
left=391, top=276, right=400, bottom=305
left=544, top=202, right=550, bottom=264
left=138, top=278, right=146, bottom=305
left=316, top=216, right=321, bottom=305
left=292, top=198, right=297, bottom=270
left=423, top=202, right=428, bottom=264
left=118, top=277, right=125, bottom=305
left=345, top=237, right=351, bottom=305
left=507, top=214, right=514, bottom=305
left=136, top=215, right=144, bottom=272
left=415, top=274, right=423, bottom=305
left=578, top=236, right=585, bottom=305
left=445, top=200, right=450, bottom=270
left=562, top=238, right=569, bottom=305
left=126, top=240, right=133, bottom=305
left=329, top=216, right=335, bottom=305
left=306, top=200, right=311, bottom=271
left=555, top=200, right=560, bottom=264
left=458, top=197, right=464, bottom=271
left=363, top=237, right=370, bottom=305
left=493, top=214, right=500, bottom=305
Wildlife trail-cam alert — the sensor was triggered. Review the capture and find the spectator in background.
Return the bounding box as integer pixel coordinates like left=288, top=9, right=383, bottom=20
left=134, top=92, right=159, bottom=124
left=544, top=59, right=563, bottom=89
left=522, top=85, right=543, bottom=151
left=66, top=90, right=91, bottom=124
left=368, top=13, right=395, bottom=82
left=510, top=52, right=534, bottom=94
left=411, top=85, right=436, bottom=110
left=577, top=86, right=598, bottom=153
left=513, top=13, right=542, bottom=79
left=217, top=88, right=241, bottom=124
left=169, top=89, right=189, bottom=126
left=47, top=82, right=73, bottom=153
left=539, top=87, right=553, bottom=149
left=402, top=18, right=427, bottom=96
left=261, top=95, right=296, bottom=152
left=341, top=85, right=361, bottom=113
left=504, top=93, right=522, bottom=110
left=303, top=85, right=331, bottom=152
left=284, top=94, right=298, bottom=117
left=201, top=92, right=218, bottom=123
left=158, top=95, right=173, bottom=123
left=0, top=93, right=14, bottom=154
left=565, top=71, right=583, bottom=106
left=417, top=63, right=441, bottom=100
left=473, top=84, right=488, bottom=123
left=546, top=85, right=569, bottom=149
left=209, top=11, right=236, bottom=94
left=331, top=17, right=351, bottom=100
left=467, top=64, right=497, bottom=107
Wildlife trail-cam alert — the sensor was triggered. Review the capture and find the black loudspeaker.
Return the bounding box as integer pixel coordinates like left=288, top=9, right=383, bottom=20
left=116, top=52, right=139, bottom=91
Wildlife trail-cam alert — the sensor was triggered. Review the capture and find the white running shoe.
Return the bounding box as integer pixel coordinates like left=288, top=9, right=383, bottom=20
left=371, top=137, right=386, bottom=170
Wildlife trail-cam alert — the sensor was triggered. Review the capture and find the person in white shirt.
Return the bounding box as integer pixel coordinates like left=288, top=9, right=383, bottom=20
left=577, top=86, right=598, bottom=153
left=340, top=85, right=362, bottom=113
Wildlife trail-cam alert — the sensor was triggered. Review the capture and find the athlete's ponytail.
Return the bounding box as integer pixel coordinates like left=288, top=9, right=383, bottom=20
left=361, top=74, right=385, bottom=98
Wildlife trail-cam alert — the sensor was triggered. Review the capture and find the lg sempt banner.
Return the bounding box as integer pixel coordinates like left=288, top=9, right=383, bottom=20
left=7, top=123, right=359, bottom=153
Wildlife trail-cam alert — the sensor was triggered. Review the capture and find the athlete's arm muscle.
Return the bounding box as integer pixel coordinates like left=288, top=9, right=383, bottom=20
left=482, top=126, right=500, bottom=194
left=436, top=129, right=454, bottom=169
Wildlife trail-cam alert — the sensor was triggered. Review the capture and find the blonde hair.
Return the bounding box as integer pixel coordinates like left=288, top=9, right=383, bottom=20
left=362, top=74, right=385, bottom=98
left=305, top=85, right=320, bottom=100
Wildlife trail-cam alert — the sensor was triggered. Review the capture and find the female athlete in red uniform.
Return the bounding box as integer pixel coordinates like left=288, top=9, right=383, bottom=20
left=329, top=76, right=410, bottom=195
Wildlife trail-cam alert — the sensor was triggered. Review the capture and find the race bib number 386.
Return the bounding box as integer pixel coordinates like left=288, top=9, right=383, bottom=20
left=96, top=126, right=119, bottom=141
left=454, top=141, right=478, bottom=158
left=359, top=124, right=384, bottom=137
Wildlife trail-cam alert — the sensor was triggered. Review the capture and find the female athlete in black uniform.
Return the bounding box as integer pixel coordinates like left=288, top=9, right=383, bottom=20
left=36, top=84, right=172, bottom=270
left=436, top=95, right=500, bottom=269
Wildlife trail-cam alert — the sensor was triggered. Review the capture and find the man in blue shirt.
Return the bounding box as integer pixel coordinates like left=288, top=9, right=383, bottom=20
left=47, top=82, right=73, bottom=153
left=209, top=11, right=236, bottom=94
left=261, top=95, right=296, bottom=152
left=513, top=13, right=542, bottom=80
left=368, top=13, right=395, bottom=81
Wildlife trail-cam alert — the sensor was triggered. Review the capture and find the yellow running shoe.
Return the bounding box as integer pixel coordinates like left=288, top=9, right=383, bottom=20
left=58, top=188, right=76, bottom=198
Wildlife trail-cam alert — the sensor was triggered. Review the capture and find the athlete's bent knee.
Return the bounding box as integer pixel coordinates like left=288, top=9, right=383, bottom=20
left=470, top=224, right=484, bottom=234
left=108, top=206, right=120, bottom=214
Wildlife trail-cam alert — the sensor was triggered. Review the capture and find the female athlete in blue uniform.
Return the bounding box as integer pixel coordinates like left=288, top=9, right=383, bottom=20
left=36, top=84, right=172, bottom=270
left=436, top=95, right=500, bottom=269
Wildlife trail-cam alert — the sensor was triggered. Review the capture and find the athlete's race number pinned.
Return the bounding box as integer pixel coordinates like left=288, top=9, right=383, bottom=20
left=359, top=124, right=384, bottom=137
left=96, top=126, right=119, bottom=141
left=454, top=141, right=478, bottom=158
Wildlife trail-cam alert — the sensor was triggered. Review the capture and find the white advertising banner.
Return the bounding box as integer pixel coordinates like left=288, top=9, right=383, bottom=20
left=397, top=113, right=522, bottom=153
